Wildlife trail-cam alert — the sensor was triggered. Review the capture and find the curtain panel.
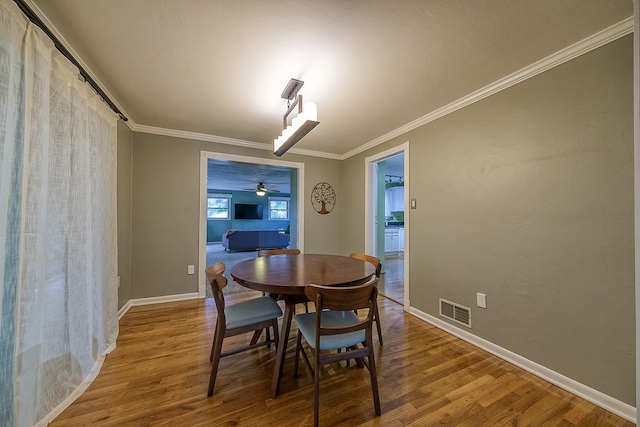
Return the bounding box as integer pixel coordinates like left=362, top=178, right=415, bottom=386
left=0, top=0, right=119, bottom=425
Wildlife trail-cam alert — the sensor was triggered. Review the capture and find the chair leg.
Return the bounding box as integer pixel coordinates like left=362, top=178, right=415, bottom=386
left=313, top=351, right=321, bottom=427
left=249, top=329, right=262, bottom=345
left=294, top=331, right=302, bottom=377
left=210, top=324, right=221, bottom=362
left=271, top=319, right=280, bottom=348
left=374, top=304, right=383, bottom=346
left=208, top=327, right=225, bottom=396
left=367, top=348, right=381, bottom=416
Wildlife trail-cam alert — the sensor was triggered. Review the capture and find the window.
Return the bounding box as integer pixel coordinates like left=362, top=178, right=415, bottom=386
left=207, top=194, right=232, bottom=219
left=268, top=197, right=290, bottom=220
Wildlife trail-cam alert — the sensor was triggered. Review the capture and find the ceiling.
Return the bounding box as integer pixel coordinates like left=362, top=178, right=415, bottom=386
left=28, top=0, right=632, bottom=160
left=207, top=159, right=295, bottom=193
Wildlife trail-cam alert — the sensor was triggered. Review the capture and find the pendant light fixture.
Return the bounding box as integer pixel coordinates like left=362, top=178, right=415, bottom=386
left=273, top=78, right=319, bottom=156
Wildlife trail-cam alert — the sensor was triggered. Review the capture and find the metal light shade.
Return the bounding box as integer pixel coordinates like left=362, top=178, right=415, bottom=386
left=274, top=103, right=319, bottom=156
left=273, top=79, right=319, bottom=156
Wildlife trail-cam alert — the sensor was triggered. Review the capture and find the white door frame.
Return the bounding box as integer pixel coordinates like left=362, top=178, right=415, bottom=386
left=365, top=142, right=410, bottom=311
left=198, top=151, right=305, bottom=297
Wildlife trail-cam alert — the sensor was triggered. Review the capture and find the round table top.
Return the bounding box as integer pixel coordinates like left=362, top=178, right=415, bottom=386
left=230, top=253, right=376, bottom=296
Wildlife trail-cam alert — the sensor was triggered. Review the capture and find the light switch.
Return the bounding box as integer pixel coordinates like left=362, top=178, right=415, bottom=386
left=187, top=265, right=195, bottom=275
left=411, top=198, right=417, bottom=209
left=477, top=293, right=487, bottom=309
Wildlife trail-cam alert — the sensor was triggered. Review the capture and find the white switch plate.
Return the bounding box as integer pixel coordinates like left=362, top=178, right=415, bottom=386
left=187, top=265, right=195, bottom=275
left=477, top=293, right=487, bottom=309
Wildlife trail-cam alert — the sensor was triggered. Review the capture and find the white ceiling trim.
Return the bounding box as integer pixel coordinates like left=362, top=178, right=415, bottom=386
left=133, top=123, right=343, bottom=160
left=342, top=17, right=634, bottom=160
left=135, top=124, right=271, bottom=149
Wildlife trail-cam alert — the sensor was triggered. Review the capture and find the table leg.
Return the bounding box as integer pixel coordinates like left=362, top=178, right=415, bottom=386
left=270, top=296, right=295, bottom=399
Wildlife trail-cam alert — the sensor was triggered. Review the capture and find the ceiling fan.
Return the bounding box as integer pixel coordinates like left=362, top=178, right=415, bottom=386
left=244, top=182, right=280, bottom=195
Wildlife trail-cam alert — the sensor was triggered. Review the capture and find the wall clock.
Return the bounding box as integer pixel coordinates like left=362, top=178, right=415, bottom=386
left=311, top=182, right=336, bottom=215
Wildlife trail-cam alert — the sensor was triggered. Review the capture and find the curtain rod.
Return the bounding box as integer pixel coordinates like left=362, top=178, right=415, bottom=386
left=13, top=0, right=128, bottom=122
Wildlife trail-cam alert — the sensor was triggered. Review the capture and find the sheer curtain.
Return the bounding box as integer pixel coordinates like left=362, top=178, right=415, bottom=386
left=0, top=0, right=119, bottom=425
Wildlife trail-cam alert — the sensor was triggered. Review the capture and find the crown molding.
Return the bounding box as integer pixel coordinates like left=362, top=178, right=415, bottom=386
left=133, top=124, right=272, bottom=149
left=134, top=124, right=342, bottom=160
left=343, top=16, right=634, bottom=160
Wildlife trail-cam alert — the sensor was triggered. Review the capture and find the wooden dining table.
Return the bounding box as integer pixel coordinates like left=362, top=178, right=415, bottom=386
left=230, top=253, right=376, bottom=398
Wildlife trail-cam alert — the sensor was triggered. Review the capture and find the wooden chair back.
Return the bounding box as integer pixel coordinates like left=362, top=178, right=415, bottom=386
left=348, top=253, right=384, bottom=345
left=349, top=253, right=381, bottom=277
left=258, top=248, right=301, bottom=257
left=205, top=262, right=227, bottom=315
left=304, top=279, right=378, bottom=315
left=209, top=261, right=226, bottom=276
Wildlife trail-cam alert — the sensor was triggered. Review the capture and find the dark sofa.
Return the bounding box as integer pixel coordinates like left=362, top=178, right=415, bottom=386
left=222, top=229, right=289, bottom=252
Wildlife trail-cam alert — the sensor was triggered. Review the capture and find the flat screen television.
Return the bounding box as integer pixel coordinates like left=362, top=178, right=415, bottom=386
left=234, top=203, right=263, bottom=220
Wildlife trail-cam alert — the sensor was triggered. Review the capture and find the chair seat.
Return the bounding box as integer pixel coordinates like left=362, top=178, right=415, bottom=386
left=225, top=296, right=283, bottom=329
left=296, top=310, right=365, bottom=351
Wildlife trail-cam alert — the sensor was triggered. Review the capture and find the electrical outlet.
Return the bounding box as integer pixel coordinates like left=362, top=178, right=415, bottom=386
left=477, top=293, right=487, bottom=309
left=187, top=265, right=195, bottom=275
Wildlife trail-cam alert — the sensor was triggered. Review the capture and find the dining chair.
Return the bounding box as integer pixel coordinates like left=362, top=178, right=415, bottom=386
left=205, top=262, right=283, bottom=396
left=294, top=280, right=381, bottom=426
left=257, top=248, right=301, bottom=256
left=209, top=260, right=226, bottom=276
left=349, top=253, right=384, bottom=345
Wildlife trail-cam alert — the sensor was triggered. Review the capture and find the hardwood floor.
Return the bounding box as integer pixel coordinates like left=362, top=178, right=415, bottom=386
left=50, top=293, right=633, bottom=426
left=379, top=253, right=404, bottom=304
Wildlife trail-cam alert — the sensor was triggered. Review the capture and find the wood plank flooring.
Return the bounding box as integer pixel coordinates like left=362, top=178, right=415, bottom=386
left=50, top=293, right=634, bottom=426
left=379, top=253, right=404, bottom=304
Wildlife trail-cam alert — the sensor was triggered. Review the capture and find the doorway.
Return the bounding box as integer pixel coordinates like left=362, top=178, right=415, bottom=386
left=365, top=142, right=409, bottom=311
left=198, top=151, right=305, bottom=298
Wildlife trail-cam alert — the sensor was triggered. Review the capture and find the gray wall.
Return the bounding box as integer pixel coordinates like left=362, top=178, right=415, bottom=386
left=129, top=133, right=343, bottom=299
left=343, top=36, right=635, bottom=404
left=116, top=121, right=133, bottom=309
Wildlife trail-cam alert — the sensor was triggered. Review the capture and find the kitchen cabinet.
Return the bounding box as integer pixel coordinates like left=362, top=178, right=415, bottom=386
left=385, top=227, right=405, bottom=253
left=390, top=187, right=404, bottom=211
left=385, top=228, right=398, bottom=253
left=384, top=186, right=405, bottom=216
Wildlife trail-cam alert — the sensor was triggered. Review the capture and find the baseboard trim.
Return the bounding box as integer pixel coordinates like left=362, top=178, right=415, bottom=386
left=117, top=301, right=132, bottom=320
left=118, top=293, right=200, bottom=319
left=408, top=307, right=636, bottom=423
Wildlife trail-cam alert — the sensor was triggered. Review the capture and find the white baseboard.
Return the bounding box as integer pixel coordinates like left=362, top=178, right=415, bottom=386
left=117, top=301, right=132, bottom=320
left=118, top=292, right=200, bottom=319
left=408, top=307, right=636, bottom=423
